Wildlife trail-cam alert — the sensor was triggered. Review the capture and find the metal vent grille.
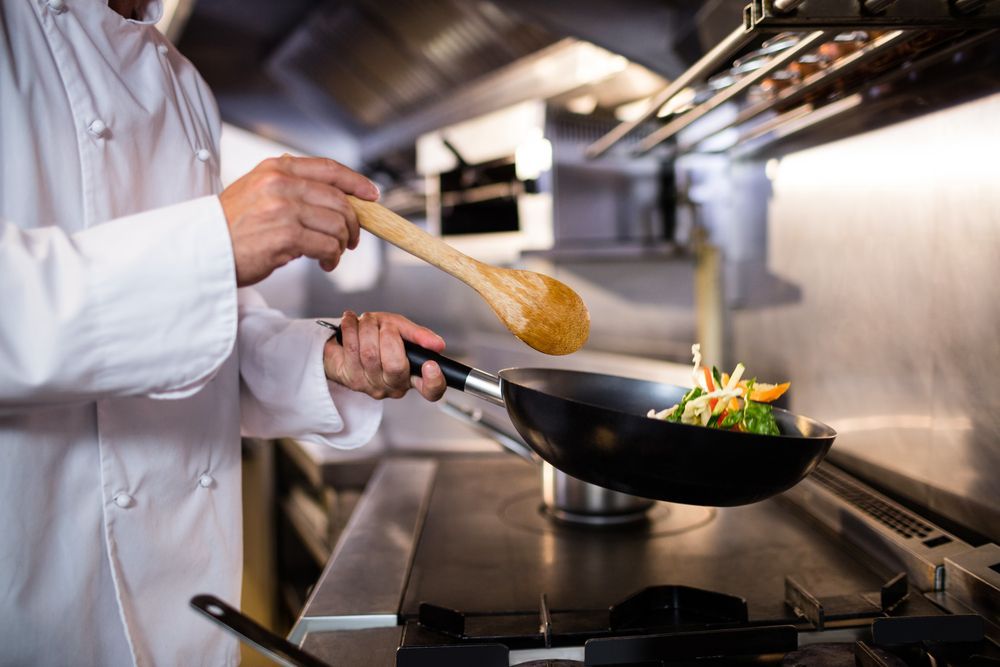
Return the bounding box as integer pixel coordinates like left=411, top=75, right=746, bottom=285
left=810, top=467, right=933, bottom=539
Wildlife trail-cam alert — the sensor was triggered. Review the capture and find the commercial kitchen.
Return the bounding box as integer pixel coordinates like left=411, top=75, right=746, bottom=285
left=10, top=0, right=1000, bottom=665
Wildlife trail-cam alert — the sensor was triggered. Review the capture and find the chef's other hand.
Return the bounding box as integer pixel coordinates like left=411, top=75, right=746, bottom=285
left=219, top=155, right=379, bottom=287
left=323, top=311, right=447, bottom=402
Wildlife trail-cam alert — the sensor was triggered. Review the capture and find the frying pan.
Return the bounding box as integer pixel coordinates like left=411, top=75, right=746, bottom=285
left=317, top=322, right=835, bottom=506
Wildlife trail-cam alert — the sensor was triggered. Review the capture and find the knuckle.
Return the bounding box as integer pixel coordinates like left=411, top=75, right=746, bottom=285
left=278, top=226, right=299, bottom=250
left=259, top=171, right=287, bottom=192
left=262, top=195, right=289, bottom=217
left=360, top=347, right=379, bottom=367
left=383, top=358, right=406, bottom=377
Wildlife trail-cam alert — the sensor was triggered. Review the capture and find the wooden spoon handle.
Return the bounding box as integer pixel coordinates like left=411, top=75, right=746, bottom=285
left=348, top=195, right=481, bottom=285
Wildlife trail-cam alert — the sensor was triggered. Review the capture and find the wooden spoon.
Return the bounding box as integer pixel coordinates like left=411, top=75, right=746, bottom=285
left=348, top=196, right=590, bottom=356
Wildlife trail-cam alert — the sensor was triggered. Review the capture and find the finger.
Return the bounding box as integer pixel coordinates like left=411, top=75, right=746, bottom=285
left=378, top=324, right=410, bottom=393
left=296, top=181, right=361, bottom=250
left=337, top=311, right=364, bottom=389
left=411, top=361, right=447, bottom=402
left=356, top=312, right=384, bottom=392
left=383, top=313, right=445, bottom=352
left=278, top=156, right=379, bottom=202
left=296, top=227, right=343, bottom=268
left=297, top=203, right=350, bottom=252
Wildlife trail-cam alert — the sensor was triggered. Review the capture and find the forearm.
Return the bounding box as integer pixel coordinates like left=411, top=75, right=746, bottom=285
left=237, top=291, right=382, bottom=447
left=0, top=196, right=237, bottom=414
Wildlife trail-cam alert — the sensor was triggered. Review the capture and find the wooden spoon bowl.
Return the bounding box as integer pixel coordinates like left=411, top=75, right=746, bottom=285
left=349, top=196, right=590, bottom=355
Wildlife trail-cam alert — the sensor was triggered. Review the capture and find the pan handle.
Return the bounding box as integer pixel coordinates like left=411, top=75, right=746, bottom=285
left=190, top=595, right=329, bottom=667
left=315, top=320, right=504, bottom=406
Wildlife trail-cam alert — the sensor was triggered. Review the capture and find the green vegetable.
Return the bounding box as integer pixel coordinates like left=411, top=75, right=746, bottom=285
left=741, top=399, right=780, bottom=436
left=711, top=365, right=723, bottom=389
left=719, top=409, right=744, bottom=429
left=666, top=387, right=703, bottom=423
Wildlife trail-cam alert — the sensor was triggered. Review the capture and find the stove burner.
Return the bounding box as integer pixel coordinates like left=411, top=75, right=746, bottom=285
left=499, top=488, right=716, bottom=537
left=542, top=504, right=651, bottom=526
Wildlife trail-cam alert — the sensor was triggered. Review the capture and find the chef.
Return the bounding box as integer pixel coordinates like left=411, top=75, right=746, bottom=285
left=0, top=1, right=446, bottom=664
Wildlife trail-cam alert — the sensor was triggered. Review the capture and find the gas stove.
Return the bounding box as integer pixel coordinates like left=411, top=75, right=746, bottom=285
left=290, top=455, right=1000, bottom=666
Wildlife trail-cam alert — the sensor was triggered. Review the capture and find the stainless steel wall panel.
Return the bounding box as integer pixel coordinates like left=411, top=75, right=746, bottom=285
left=729, top=91, right=1000, bottom=541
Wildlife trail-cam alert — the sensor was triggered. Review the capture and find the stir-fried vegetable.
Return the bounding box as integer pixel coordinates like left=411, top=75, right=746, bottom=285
left=646, top=344, right=787, bottom=436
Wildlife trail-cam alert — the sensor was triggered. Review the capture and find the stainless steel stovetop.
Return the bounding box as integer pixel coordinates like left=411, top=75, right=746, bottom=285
left=290, top=455, right=1000, bottom=666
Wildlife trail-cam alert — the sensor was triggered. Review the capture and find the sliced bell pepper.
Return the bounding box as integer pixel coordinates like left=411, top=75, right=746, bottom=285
left=748, top=382, right=790, bottom=403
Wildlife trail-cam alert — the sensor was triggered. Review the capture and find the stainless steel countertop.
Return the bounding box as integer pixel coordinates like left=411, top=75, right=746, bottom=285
left=289, top=459, right=437, bottom=645
left=288, top=456, right=897, bottom=664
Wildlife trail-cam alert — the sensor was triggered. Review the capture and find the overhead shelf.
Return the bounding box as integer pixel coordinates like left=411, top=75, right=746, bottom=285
left=586, top=0, right=1000, bottom=160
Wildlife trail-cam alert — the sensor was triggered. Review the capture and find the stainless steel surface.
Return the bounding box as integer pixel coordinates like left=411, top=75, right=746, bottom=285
left=588, top=2, right=1000, bottom=161
left=781, top=464, right=972, bottom=592
left=680, top=29, right=915, bottom=152
left=731, top=93, right=864, bottom=157
left=267, top=0, right=556, bottom=130
left=538, top=593, right=552, bottom=648
left=942, top=544, right=1000, bottom=639
left=862, top=0, right=897, bottom=12
left=586, top=25, right=756, bottom=158
left=300, top=627, right=402, bottom=667
left=464, top=367, right=505, bottom=406
left=634, top=31, right=830, bottom=154
left=398, top=457, right=887, bottom=619
left=291, top=457, right=992, bottom=664
left=541, top=462, right=654, bottom=521
left=289, top=460, right=436, bottom=644
left=732, top=30, right=1000, bottom=158
left=953, top=0, right=988, bottom=14
left=772, top=0, right=807, bottom=13
left=728, top=90, right=1000, bottom=542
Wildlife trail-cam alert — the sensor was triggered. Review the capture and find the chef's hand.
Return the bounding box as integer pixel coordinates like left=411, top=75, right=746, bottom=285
left=219, top=155, right=379, bottom=287
left=323, top=311, right=447, bottom=402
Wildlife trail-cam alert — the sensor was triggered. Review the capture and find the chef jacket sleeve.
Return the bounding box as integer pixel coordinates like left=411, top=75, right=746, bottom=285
left=236, top=289, right=383, bottom=449
left=0, top=196, right=237, bottom=414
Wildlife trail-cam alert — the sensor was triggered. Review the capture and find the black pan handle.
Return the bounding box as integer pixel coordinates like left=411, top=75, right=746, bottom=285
left=316, top=320, right=504, bottom=406
left=190, top=595, right=329, bottom=667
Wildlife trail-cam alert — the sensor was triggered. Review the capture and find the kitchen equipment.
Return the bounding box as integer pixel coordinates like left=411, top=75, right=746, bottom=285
left=286, top=457, right=999, bottom=666
left=316, top=322, right=836, bottom=506
left=191, top=595, right=327, bottom=667
left=440, top=401, right=655, bottom=525
left=347, top=196, right=589, bottom=356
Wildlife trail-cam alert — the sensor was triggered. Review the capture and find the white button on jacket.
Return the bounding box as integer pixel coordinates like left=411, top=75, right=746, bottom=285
left=0, top=2, right=382, bottom=665
left=88, top=118, right=107, bottom=137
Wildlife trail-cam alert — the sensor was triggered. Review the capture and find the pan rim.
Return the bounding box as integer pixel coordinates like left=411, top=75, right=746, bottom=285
left=497, top=367, right=837, bottom=442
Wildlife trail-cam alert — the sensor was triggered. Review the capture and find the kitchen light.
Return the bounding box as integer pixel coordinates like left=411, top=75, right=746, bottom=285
left=515, top=129, right=553, bottom=181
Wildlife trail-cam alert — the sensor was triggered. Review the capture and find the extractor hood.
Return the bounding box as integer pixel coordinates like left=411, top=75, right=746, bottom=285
left=177, top=0, right=709, bottom=161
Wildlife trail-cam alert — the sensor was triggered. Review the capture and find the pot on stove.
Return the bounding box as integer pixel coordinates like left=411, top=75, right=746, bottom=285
left=441, top=401, right=655, bottom=525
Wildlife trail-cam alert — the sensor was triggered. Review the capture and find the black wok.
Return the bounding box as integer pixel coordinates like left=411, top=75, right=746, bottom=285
left=318, top=322, right=836, bottom=506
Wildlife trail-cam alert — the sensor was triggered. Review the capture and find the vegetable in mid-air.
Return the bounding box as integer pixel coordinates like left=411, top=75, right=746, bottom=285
left=646, top=344, right=786, bottom=436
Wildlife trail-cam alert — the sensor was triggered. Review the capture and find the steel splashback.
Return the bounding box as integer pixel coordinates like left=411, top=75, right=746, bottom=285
left=726, top=90, right=1000, bottom=543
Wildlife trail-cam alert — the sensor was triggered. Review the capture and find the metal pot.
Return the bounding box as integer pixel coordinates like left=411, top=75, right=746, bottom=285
left=441, top=402, right=654, bottom=525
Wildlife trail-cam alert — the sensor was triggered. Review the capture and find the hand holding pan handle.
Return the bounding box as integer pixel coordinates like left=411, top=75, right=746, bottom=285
left=316, top=320, right=505, bottom=406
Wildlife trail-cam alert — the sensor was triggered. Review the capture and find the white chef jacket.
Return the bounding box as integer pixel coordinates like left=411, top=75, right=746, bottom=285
left=0, top=1, right=383, bottom=665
